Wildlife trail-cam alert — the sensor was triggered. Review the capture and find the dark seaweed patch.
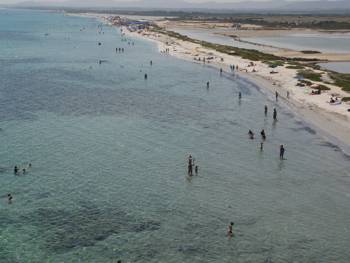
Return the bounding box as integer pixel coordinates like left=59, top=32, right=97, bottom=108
left=291, top=126, right=317, bottom=135
left=177, top=245, right=207, bottom=255
left=20, top=204, right=160, bottom=253
left=319, top=141, right=341, bottom=151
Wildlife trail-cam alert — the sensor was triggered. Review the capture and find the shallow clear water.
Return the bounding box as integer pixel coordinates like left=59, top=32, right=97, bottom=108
left=1, top=9, right=350, bottom=263
left=319, top=62, right=350, bottom=73
left=245, top=33, right=350, bottom=53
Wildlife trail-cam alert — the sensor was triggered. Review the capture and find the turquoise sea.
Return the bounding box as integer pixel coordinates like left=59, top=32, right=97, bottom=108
left=1, top=9, right=350, bottom=263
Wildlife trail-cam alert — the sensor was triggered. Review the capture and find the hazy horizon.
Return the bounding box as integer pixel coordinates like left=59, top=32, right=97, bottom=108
left=0, top=0, right=345, bottom=5
left=1, top=0, right=350, bottom=13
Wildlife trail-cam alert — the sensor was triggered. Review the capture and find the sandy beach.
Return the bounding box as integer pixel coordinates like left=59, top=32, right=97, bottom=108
left=83, top=13, right=350, bottom=152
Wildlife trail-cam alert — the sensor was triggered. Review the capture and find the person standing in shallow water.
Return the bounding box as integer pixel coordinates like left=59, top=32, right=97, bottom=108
left=264, top=105, right=268, bottom=116
left=207, top=81, right=210, bottom=89
left=280, top=145, right=285, bottom=160
left=261, top=129, right=266, bottom=140
left=273, top=108, right=277, bottom=121
left=227, top=222, right=234, bottom=237
left=188, top=155, right=193, bottom=176
left=238, top=92, right=242, bottom=100
left=248, top=130, right=254, bottom=139
left=275, top=91, right=279, bottom=101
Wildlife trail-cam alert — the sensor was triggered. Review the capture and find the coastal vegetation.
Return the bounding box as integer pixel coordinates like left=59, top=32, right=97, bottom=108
left=300, top=50, right=321, bottom=54
left=286, top=64, right=305, bottom=70
left=329, top=72, right=350, bottom=92
left=297, top=70, right=323, bottom=82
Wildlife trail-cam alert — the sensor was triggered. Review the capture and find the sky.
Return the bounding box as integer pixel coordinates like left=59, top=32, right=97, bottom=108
left=0, top=0, right=326, bottom=3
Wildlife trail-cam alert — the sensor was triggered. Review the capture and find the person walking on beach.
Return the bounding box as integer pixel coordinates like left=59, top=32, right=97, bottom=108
left=280, top=145, right=285, bottom=160
left=275, top=91, right=279, bottom=101
left=264, top=105, right=268, bottom=116
left=273, top=108, right=277, bottom=121
left=287, top=91, right=290, bottom=99
left=188, top=155, right=193, bottom=176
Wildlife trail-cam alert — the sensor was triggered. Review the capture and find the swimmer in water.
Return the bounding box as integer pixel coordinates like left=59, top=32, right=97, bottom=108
left=260, top=129, right=266, bottom=140
left=227, top=222, right=234, bottom=237
left=7, top=194, right=13, bottom=204
left=248, top=130, right=254, bottom=139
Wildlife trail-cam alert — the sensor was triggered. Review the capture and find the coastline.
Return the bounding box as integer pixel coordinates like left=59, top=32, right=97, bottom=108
left=81, top=13, right=350, bottom=153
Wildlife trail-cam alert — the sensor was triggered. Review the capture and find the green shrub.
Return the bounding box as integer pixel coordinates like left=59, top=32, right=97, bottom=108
left=298, top=70, right=323, bottom=82
left=329, top=73, right=350, bottom=92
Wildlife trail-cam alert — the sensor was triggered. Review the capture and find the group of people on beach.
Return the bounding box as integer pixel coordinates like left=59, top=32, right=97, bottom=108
left=229, top=64, right=238, bottom=72
left=161, top=48, right=170, bottom=54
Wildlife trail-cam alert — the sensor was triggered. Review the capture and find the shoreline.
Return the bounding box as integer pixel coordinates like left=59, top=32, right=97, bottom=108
left=81, top=13, right=350, bottom=153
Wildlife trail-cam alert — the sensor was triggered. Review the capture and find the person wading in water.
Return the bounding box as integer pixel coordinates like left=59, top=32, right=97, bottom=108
left=273, top=108, right=277, bottom=121
left=188, top=155, right=193, bottom=176
left=280, top=145, right=285, bottom=160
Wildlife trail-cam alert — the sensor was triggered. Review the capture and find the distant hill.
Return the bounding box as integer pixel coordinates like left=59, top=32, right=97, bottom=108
left=11, top=0, right=350, bottom=13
